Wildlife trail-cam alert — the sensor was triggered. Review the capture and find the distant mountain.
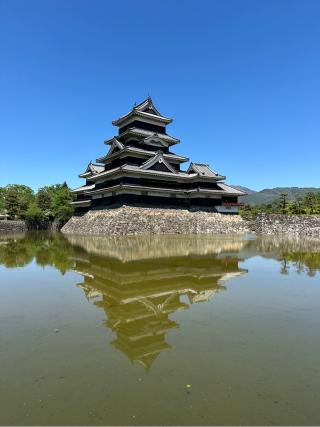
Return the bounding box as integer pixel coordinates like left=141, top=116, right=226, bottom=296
left=234, top=186, right=320, bottom=206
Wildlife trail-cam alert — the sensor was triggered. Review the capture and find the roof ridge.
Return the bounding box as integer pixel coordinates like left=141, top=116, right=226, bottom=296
left=112, top=99, right=172, bottom=126
left=133, top=96, right=160, bottom=115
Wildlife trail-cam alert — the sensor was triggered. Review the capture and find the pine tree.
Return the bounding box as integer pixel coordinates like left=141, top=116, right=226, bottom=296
left=279, top=193, right=288, bottom=213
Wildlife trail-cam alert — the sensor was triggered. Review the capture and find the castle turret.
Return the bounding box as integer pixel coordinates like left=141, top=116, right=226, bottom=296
left=71, top=97, right=246, bottom=213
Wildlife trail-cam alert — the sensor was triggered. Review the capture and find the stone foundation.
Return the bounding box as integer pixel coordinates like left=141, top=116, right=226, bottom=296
left=61, top=206, right=249, bottom=236
left=0, top=220, right=27, bottom=233
left=251, top=214, right=320, bottom=238
left=62, top=208, right=320, bottom=238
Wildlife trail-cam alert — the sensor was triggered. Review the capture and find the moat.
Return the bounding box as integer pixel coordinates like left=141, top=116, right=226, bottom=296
left=1, top=232, right=320, bottom=425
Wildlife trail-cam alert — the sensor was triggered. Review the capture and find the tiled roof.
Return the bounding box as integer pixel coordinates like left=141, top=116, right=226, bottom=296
left=132, top=97, right=162, bottom=115
left=123, top=164, right=192, bottom=177
left=90, top=163, right=104, bottom=174
left=79, top=162, right=104, bottom=178
left=86, top=183, right=244, bottom=197
left=112, top=97, right=172, bottom=126
left=87, top=164, right=195, bottom=181
left=128, top=147, right=187, bottom=161
left=72, top=184, right=95, bottom=193
left=187, top=163, right=219, bottom=177
left=97, top=146, right=188, bottom=164
left=140, top=151, right=176, bottom=173
left=216, top=183, right=247, bottom=195
left=105, top=128, right=179, bottom=145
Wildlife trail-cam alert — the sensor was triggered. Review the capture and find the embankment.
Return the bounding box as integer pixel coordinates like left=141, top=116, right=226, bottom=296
left=0, top=220, right=27, bottom=233
left=0, top=220, right=62, bottom=234
left=62, top=207, right=320, bottom=238
left=61, top=206, right=249, bottom=236
left=251, top=214, right=320, bottom=238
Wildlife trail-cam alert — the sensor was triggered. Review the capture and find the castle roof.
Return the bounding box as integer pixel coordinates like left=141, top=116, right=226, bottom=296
left=104, top=128, right=180, bottom=146
left=112, top=97, right=173, bottom=127
left=97, top=146, right=188, bottom=164
left=140, top=151, right=176, bottom=173
left=187, top=163, right=219, bottom=177
left=78, top=162, right=104, bottom=178
left=72, top=183, right=95, bottom=194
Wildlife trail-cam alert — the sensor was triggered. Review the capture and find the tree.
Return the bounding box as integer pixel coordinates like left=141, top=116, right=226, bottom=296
left=4, top=189, right=20, bottom=219
left=51, top=184, right=73, bottom=219
left=0, top=187, right=5, bottom=213
left=36, top=183, right=74, bottom=224
left=305, top=192, right=317, bottom=214
left=25, top=203, right=46, bottom=227
left=36, top=188, right=53, bottom=211
left=279, top=193, right=288, bottom=214
left=35, top=183, right=74, bottom=224
left=54, top=205, right=74, bottom=224
left=4, top=184, right=34, bottom=219
left=295, top=197, right=305, bottom=214
left=1, top=182, right=73, bottom=225
left=316, top=193, right=320, bottom=214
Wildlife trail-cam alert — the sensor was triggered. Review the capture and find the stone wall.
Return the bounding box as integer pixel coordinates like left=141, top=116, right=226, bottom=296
left=0, top=220, right=63, bottom=233
left=251, top=214, right=320, bottom=238
left=62, top=208, right=320, bottom=238
left=61, top=206, right=249, bottom=236
left=0, top=220, right=27, bottom=233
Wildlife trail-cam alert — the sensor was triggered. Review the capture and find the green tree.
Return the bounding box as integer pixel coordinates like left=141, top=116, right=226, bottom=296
left=25, top=203, right=46, bottom=227
left=4, top=188, right=20, bottom=219
left=279, top=192, right=288, bottom=213
left=51, top=184, right=74, bottom=223
left=54, top=204, right=74, bottom=224
left=4, top=185, right=34, bottom=219
left=36, top=188, right=53, bottom=211
left=36, top=183, right=74, bottom=224
left=1, top=183, right=73, bottom=225
left=0, top=187, right=5, bottom=213
left=315, top=193, right=320, bottom=214
left=305, top=192, right=317, bottom=214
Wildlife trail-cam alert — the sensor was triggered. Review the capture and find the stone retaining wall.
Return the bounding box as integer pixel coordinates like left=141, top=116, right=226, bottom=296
left=0, top=220, right=27, bottom=233
left=61, top=206, right=249, bottom=236
left=251, top=214, right=320, bottom=238
left=62, top=208, right=320, bottom=238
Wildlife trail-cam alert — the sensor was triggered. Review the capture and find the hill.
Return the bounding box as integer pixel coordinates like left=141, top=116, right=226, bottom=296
left=235, top=186, right=320, bottom=206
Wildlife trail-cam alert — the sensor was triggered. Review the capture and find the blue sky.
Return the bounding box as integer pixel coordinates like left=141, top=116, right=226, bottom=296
left=1, top=0, right=320, bottom=191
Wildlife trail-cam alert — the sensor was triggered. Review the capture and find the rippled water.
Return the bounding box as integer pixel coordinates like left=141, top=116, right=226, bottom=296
left=0, top=232, right=320, bottom=425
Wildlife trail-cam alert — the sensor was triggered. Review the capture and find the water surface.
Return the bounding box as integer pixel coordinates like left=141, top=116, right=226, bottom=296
left=0, top=232, right=320, bottom=425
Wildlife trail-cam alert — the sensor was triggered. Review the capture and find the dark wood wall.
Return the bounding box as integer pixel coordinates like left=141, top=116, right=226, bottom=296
left=119, top=120, right=166, bottom=135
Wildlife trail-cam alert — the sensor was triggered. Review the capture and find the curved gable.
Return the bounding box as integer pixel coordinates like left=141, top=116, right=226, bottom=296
left=140, top=151, right=176, bottom=173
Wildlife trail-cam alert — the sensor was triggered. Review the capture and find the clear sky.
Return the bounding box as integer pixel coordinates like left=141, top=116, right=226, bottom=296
left=1, top=0, right=320, bottom=191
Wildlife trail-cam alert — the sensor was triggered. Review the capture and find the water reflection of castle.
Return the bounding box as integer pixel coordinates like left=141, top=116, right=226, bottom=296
left=68, top=235, right=247, bottom=369
left=1, top=233, right=319, bottom=368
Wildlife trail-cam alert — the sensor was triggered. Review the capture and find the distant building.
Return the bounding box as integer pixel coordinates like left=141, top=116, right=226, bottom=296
left=72, top=97, right=245, bottom=214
